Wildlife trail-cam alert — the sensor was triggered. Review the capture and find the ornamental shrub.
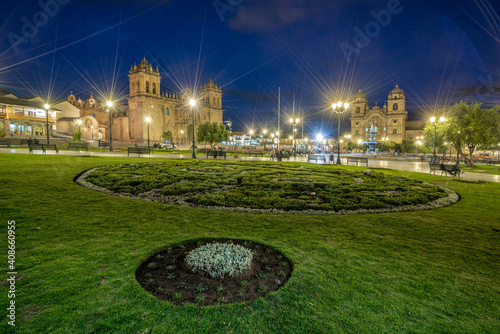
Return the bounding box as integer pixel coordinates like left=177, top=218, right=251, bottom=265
left=185, top=242, right=253, bottom=279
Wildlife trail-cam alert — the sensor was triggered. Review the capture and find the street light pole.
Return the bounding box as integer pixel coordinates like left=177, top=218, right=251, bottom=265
left=332, top=101, right=349, bottom=165
left=430, top=116, right=445, bottom=163
left=107, top=101, right=114, bottom=152
left=145, top=117, right=151, bottom=150
left=44, top=104, right=50, bottom=144
left=190, top=99, right=196, bottom=159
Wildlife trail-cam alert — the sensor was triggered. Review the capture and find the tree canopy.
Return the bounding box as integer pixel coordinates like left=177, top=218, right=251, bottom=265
left=423, top=102, right=500, bottom=166
left=196, top=121, right=230, bottom=149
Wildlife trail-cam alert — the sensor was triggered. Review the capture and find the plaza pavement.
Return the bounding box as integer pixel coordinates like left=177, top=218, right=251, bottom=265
left=1, top=147, right=499, bottom=183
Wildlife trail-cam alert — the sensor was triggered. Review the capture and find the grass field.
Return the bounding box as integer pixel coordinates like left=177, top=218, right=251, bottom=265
left=0, top=153, right=499, bottom=333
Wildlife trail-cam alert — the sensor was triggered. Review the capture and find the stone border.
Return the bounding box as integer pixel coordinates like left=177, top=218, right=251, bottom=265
left=75, top=166, right=460, bottom=215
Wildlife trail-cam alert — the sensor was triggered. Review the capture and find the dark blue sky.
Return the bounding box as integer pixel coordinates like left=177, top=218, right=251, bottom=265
left=1, top=0, right=499, bottom=136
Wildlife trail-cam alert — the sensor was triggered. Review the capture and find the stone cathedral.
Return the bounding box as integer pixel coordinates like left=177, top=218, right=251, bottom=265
left=350, top=85, right=409, bottom=144
left=64, top=58, right=223, bottom=144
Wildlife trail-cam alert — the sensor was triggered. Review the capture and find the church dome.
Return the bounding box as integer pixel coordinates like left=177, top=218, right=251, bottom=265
left=354, top=89, right=367, bottom=102
left=389, top=85, right=405, bottom=99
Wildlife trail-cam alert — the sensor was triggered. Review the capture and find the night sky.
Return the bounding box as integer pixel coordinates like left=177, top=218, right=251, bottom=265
left=1, top=0, right=499, bottom=136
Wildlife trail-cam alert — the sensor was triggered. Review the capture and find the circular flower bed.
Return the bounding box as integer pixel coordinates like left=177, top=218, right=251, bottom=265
left=135, top=239, right=293, bottom=306
left=77, top=160, right=459, bottom=214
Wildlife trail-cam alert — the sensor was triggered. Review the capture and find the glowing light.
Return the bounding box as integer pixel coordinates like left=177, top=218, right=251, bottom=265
left=146, top=117, right=151, bottom=123
left=439, top=116, right=446, bottom=123
left=263, top=130, right=267, bottom=134
left=44, top=104, right=50, bottom=110
left=249, top=130, right=254, bottom=135
left=289, top=118, right=293, bottom=123
left=316, top=133, right=323, bottom=141
left=343, top=103, right=349, bottom=109
left=332, top=103, right=337, bottom=110
left=430, top=116, right=436, bottom=123
left=358, top=139, right=362, bottom=144
left=295, top=118, right=299, bottom=123
left=337, top=101, right=342, bottom=108
left=106, top=101, right=113, bottom=108
left=189, top=99, right=196, bottom=107
left=77, top=120, right=82, bottom=125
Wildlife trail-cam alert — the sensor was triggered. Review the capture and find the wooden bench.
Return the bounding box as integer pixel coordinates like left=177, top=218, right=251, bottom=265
left=206, top=150, right=227, bottom=159
left=29, top=144, right=59, bottom=155
left=307, top=154, right=327, bottom=163
left=429, top=163, right=460, bottom=177
left=128, top=146, right=151, bottom=157
left=346, top=157, right=368, bottom=166
left=0, top=139, right=10, bottom=148
left=248, top=151, right=264, bottom=157
left=197, top=148, right=211, bottom=154
left=67, top=143, right=89, bottom=150
left=99, top=141, right=110, bottom=148
left=271, top=152, right=290, bottom=161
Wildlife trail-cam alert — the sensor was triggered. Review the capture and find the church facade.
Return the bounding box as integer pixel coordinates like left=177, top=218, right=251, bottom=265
left=350, top=85, right=412, bottom=144
left=64, top=58, right=224, bottom=144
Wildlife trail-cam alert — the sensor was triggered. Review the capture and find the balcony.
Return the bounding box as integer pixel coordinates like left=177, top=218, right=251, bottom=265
left=4, top=112, right=56, bottom=122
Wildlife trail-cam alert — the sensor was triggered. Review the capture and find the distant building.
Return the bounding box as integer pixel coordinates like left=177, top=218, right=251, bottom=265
left=350, top=85, right=422, bottom=143
left=63, top=58, right=224, bottom=144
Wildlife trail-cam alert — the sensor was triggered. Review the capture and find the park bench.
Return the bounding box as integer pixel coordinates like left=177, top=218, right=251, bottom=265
left=429, top=163, right=461, bottom=177
left=307, top=154, right=327, bottom=163
left=128, top=146, right=151, bottom=157
left=248, top=150, right=264, bottom=157
left=197, top=148, right=211, bottom=154
left=206, top=150, right=227, bottom=159
left=98, top=141, right=110, bottom=147
left=0, top=139, right=11, bottom=147
left=346, top=157, right=369, bottom=166
left=271, top=152, right=290, bottom=162
left=486, top=160, right=498, bottom=165
left=67, top=143, right=89, bottom=150
left=29, top=144, right=59, bottom=155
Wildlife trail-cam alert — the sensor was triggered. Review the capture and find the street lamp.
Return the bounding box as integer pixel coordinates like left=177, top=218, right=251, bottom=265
left=332, top=101, right=350, bottom=164
left=289, top=118, right=299, bottom=155
left=417, top=140, right=422, bottom=154
left=44, top=103, right=50, bottom=144
left=77, top=119, right=82, bottom=132
left=249, top=130, right=254, bottom=147
left=145, top=117, right=151, bottom=150
left=190, top=99, right=196, bottom=159
left=107, top=100, right=114, bottom=152
left=430, top=116, right=445, bottom=162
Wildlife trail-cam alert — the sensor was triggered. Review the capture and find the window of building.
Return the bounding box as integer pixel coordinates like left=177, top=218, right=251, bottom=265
left=393, top=120, right=397, bottom=124
left=393, top=129, right=397, bottom=134
left=355, top=130, right=359, bottom=135
left=356, top=107, right=360, bottom=113
left=166, top=107, right=169, bottom=115
left=146, top=82, right=150, bottom=93
left=393, top=103, right=398, bottom=110
left=153, top=83, right=156, bottom=94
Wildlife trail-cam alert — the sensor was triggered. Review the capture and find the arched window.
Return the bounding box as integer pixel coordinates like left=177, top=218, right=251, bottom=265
left=393, top=103, right=398, bottom=110
left=152, top=83, right=156, bottom=94
left=213, top=97, right=216, bottom=105
left=146, top=82, right=150, bottom=93
left=165, top=107, right=169, bottom=115
left=137, top=81, right=140, bottom=92
left=393, top=129, right=397, bottom=134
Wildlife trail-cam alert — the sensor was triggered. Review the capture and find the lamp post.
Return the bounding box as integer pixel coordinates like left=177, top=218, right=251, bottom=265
left=317, top=133, right=323, bottom=152
left=145, top=117, right=151, bottom=150
left=91, top=126, right=94, bottom=139
left=44, top=103, right=50, bottom=144
left=190, top=99, right=196, bottom=159
left=262, top=129, right=267, bottom=149
left=417, top=140, right=422, bottom=155
left=249, top=130, right=253, bottom=147
left=107, top=101, right=114, bottom=152
left=289, top=118, right=299, bottom=156
left=344, top=134, right=351, bottom=153
left=332, top=101, right=350, bottom=164
left=430, top=116, right=445, bottom=163
left=180, top=130, right=184, bottom=145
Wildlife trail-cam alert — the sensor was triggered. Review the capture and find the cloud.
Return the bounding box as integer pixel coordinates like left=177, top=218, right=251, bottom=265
left=228, top=0, right=330, bottom=33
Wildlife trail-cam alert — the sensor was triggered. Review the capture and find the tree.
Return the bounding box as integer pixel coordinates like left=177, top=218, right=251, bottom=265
left=196, top=121, right=230, bottom=149
left=424, top=102, right=500, bottom=166
left=72, top=120, right=81, bottom=143
left=161, top=131, right=172, bottom=142
left=400, top=140, right=416, bottom=154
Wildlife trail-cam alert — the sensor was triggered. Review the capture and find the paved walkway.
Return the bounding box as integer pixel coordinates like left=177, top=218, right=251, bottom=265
left=1, top=148, right=499, bottom=183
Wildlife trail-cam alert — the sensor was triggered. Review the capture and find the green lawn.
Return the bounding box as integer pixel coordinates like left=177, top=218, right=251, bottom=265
left=461, top=164, right=500, bottom=175
left=1, top=153, right=499, bottom=333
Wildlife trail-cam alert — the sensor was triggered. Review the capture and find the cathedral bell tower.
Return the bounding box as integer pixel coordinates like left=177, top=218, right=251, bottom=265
left=128, top=58, right=162, bottom=141
left=387, top=85, right=406, bottom=114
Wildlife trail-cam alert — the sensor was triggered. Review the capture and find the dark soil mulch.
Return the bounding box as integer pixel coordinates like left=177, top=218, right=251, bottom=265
left=135, top=239, right=293, bottom=306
